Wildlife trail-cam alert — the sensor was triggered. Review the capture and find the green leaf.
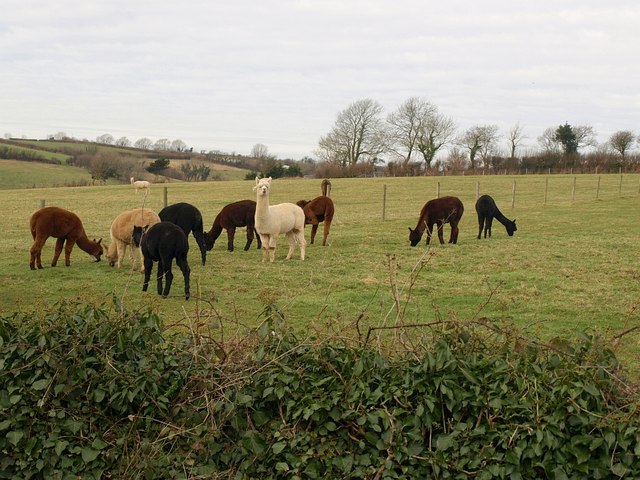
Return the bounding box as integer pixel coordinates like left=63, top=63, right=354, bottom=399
left=7, top=430, right=24, bottom=446
left=32, top=379, right=49, bottom=390
left=55, top=440, right=69, bottom=456
left=0, top=419, right=11, bottom=431
left=436, top=434, right=453, bottom=451
left=81, top=447, right=100, bottom=463
left=272, top=441, right=287, bottom=454
left=94, top=388, right=106, bottom=403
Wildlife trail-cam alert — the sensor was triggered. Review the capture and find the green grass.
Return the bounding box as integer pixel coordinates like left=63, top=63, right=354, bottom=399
left=2, top=174, right=640, bottom=372
left=0, top=159, right=94, bottom=188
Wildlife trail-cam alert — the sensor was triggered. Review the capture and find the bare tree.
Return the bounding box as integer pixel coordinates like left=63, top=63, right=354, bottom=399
left=537, top=127, right=562, bottom=153
left=171, top=139, right=187, bottom=152
left=386, top=97, right=431, bottom=166
left=115, top=136, right=131, bottom=147
left=96, top=133, right=114, bottom=145
left=608, top=130, right=635, bottom=165
left=507, top=122, right=526, bottom=159
left=134, top=137, right=153, bottom=150
left=458, top=125, right=499, bottom=170
left=154, top=138, right=171, bottom=151
left=317, top=98, right=387, bottom=167
left=573, top=125, right=598, bottom=151
left=386, top=97, right=456, bottom=173
left=251, top=143, right=277, bottom=175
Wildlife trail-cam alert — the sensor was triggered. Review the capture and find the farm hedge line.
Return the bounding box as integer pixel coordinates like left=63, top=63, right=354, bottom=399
left=1, top=300, right=639, bottom=479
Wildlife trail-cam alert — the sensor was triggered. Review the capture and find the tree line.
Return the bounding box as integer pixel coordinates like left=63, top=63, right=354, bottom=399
left=315, top=98, right=640, bottom=176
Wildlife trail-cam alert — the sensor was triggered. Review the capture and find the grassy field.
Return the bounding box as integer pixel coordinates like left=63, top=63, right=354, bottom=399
left=0, top=159, right=94, bottom=188
left=2, top=174, right=640, bottom=372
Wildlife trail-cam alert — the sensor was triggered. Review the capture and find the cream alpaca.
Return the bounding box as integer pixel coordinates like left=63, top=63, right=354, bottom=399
left=253, top=177, right=306, bottom=263
left=105, top=208, right=160, bottom=271
left=130, top=177, right=151, bottom=194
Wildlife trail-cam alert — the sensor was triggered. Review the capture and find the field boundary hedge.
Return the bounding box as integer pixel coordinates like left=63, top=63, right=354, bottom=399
left=1, top=300, right=639, bottom=479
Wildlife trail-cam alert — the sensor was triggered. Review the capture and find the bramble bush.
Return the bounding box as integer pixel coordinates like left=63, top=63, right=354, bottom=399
left=1, top=300, right=639, bottom=479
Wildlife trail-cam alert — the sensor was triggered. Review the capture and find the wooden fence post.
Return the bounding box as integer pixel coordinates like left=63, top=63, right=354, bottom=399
left=544, top=177, right=548, bottom=205
left=596, top=176, right=601, bottom=200
left=572, top=176, right=576, bottom=202
left=163, top=186, right=168, bottom=208
left=436, top=182, right=440, bottom=198
left=382, top=184, right=387, bottom=221
left=511, top=180, right=516, bottom=208
left=39, top=200, right=45, bottom=209
left=475, top=181, right=480, bottom=200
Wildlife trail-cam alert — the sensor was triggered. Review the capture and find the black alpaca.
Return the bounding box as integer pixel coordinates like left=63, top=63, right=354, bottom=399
left=133, top=222, right=191, bottom=300
left=475, top=194, right=517, bottom=239
left=204, top=200, right=262, bottom=252
left=159, top=202, right=207, bottom=265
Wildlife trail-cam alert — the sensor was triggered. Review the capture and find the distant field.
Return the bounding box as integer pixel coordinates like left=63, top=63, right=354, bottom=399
left=2, top=174, right=640, bottom=374
left=0, top=159, right=94, bottom=188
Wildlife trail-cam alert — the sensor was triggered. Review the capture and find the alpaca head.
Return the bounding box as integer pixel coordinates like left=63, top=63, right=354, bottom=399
left=253, top=176, right=272, bottom=197
left=506, top=219, right=517, bottom=236
left=93, top=238, right=104, bottom=262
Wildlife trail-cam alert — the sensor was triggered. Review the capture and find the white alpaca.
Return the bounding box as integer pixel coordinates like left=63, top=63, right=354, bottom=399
left=130, top=177, right=151, bottom=194
left=253, top=177, right=306, bottom=263
left=105, top=208, right=160, bottom=271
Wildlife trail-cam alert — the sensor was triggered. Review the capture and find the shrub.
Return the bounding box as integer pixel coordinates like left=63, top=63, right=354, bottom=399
left=1, top=301, right=639, bottom=478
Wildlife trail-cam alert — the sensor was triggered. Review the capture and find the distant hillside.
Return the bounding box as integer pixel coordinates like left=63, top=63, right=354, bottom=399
left=0, top=138, right=253, bottom=188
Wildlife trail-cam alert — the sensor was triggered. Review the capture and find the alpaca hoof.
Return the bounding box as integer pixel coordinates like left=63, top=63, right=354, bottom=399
left=30, top=266, right=35, bottom=270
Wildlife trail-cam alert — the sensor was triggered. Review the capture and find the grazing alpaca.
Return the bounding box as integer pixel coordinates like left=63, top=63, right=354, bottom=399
left=253, top=177, right=306, bottom=263
left=159, top=202, right=207, bottom=266
left=130, top=177, right=150, bottom=194
left=105, top=208, right=160, bottom=271
left=475, top=194, right=517, bottom=239
left=296, top=196, right=334, bottom=246
left=29, top=207, right=103, bottom=269
left=133, top=222, right=191, bottom=300
left=408, top=196, right=464, bottom=246
left=204, top=199, right=262, bottom=252
left=321, top=178, right=331, bottom=196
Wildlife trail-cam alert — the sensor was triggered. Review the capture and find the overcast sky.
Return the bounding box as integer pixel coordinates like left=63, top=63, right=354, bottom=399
left=1, top=1, right=638, bottom=159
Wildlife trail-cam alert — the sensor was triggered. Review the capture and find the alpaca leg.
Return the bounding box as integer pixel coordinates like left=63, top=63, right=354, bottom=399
left=285, top=232, right=296, bottom=260
left=298, top=231, right=306, bottom=261
left=136, top=247, right=146, bottom=272
left=486, top=217, right=493, bottom=238
left=176, top=254, right=191, bottom=300
left=142, top=258, right=153, bottom=292
left=268, top=237, right=277, bottom=263
left=254, top=228, right=262, bottom=249
left=51, top=238, right=65, bottom=267
left=425, top=223, right=433, bottom=245
left=310, top=224, right=318, bottom=244
left=63, top=239, right=77, bottom=266
left=449, top=222, right=459, bottom=244
left=156, top=259, right=166, bottom=296
left=322, top=220, right=331, bottom=246
left=477, top=215, right=483, bottom=239
left=30, top=237, right=47, bottom=270
left=436, top=222, right=445, bottom=244
left=227, top=227, right=236, bottom=251
left=162, top=263, right=174, bottom=298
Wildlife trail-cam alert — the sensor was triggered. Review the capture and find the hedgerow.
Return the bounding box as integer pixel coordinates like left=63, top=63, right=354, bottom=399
left=1, top=300, right=639, bottom=479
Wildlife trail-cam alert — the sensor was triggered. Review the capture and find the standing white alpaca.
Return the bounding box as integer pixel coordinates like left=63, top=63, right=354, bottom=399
left=130, top=177, right=150, bottom=194
left=253, top=176, right=306, bottom=263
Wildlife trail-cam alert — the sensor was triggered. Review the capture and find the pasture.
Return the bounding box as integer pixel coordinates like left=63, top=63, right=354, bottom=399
left=2, top=174, right=640, bottom=372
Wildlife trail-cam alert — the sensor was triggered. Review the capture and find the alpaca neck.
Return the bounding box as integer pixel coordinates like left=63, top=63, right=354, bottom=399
left=76, top=232, right=99, bottom=255
left=255, top=192, right=271, bottom=217
left=206, top=218, right=223, bottom=242
left=493, top=208, right=511, bottom=226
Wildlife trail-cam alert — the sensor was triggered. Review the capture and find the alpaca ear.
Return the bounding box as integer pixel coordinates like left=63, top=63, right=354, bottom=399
left=255, top=176, right=260, bottom=184
left=267, top=177, right=272, bottom=182
left=408, top=227, right=413, bottom=233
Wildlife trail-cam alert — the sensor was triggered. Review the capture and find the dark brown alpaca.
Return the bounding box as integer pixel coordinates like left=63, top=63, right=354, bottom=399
left=29, top=207, right=103, bottom=269
left=204, top=200, right=262, bottom=252
left=408, top=196, right=464, bottom=246
left=296, top=196, right=335, bottom=246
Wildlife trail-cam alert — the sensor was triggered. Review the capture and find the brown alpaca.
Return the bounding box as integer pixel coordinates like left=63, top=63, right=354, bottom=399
left=408, top=196, right=464, bottom=246
left=296, top=196, right=334, bottom=246
left=29, top=207, right=103, bottom=270
left=321, top=179, right=331, bottom=196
